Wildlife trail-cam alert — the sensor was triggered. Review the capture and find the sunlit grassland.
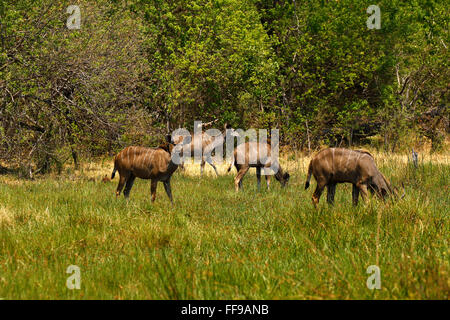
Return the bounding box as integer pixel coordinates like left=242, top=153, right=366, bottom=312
left=0, top=152, right=448, bottom=299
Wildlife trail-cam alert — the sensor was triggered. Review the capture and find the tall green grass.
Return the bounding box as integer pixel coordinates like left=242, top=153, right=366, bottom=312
left=0, top=158, right=448, bottom=299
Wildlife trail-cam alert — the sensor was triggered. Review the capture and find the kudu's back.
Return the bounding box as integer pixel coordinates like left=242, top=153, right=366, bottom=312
left=305, top=148, right=394, bottom=205
left=310, top=148, right=378, bottom=183
left=113, top=146, right=172, bottom=180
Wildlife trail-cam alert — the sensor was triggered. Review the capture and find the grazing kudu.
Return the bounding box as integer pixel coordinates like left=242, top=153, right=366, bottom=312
left=227, top=141, right=290, bottom=192
left=305, top=148, right=401, bottom=206
left=175, top=123, right=239, bottom=176
left=111, top=135, right=189, bottom=203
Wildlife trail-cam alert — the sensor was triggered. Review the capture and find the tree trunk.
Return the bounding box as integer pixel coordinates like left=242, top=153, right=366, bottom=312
left=71, top=147, right=79, bottom=170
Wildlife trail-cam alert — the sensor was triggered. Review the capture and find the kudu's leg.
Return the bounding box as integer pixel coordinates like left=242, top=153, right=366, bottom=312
left=200, top=157, right=205, bottom=175
left=205, top=155, right=219, bottom=176
left=352, top=184, right=360, bottom=206
left=163, top=180, right=173, bottom=204
left=326, top=183, right=337, bottom=204
left=116, top=173, right=127, bottom=197
left=179, top=160, right=185, bottom=171
left=312, top=178, right=326, bottom=207
left=234, top=167, right=249, bottom=192
left=357, top=182, right=369, bottom=202
left=150, top=179, right=158, bottom=202
left=256, top=167, right=261, bottom=191
left=123, top=174, right=136, bottom=199
left=264, top=167, right=271, bottom=190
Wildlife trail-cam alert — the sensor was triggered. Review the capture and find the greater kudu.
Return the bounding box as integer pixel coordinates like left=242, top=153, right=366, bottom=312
left=305, top=148, right=403, bottom=206
left=227, top=141, right=290, bottom=191
left=111, top=135, right=190, bottom=203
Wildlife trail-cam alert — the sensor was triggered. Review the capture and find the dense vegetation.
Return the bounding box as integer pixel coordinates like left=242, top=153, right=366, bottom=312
left=0, top=2, right=448, bottom=300
left=0, top=0, right=448, bottom=174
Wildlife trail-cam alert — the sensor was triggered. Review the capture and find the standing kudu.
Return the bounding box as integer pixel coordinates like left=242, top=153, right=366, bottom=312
left=111, top=135, right=190, bottom=203
left=174, top=122, right=239, bottom=176
left=305, top=148, right=403, bottom=206
left=227, top=141, right=290, bottom=192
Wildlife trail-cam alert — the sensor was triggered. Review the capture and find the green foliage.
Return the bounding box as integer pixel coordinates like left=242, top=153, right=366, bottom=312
left=138, top=0, right=278, bottom=129
left=0, top=0, right=448, bottom=172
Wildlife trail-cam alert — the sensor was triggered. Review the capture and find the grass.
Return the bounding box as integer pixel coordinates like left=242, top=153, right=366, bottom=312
left=0, top=152, right=448, bottom=299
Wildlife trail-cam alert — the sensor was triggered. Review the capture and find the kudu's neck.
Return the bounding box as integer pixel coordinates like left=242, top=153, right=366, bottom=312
left=167, top=144, right=186, bottom=173
left=274, top=161, right=284, bottom=180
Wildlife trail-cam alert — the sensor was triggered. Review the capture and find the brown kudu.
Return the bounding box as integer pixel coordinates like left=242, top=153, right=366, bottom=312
left=174, top=123, right=239, bottom=176
left=111, top=135, right=189, bottom=203
left=227, top=141, right=290, bottom=192
left=305, top=148, right=403, bottom=206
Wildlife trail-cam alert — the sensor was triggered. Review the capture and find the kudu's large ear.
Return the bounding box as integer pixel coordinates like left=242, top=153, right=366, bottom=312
left=225, top=123, right=240, bottom=138
left=158, top=142, right=170, bottom=153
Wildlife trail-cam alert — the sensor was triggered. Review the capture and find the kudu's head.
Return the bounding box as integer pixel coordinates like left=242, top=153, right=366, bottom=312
left=275, top=169, right=290, bottom=188
left=370, top=172, right=405, bottom=200
left=223, top=123, right=240, bottom=139
left=160, top=134, right=192, bottom=165
left=157, top=134, right=175, bottom=153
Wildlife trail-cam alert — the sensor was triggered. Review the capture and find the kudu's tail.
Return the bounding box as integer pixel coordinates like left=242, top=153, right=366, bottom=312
left=305, top=161, right=313, bottom=189
left=111, top=167, right=117, bottom=180
left=111, top=157, right=117, bottom=179
left=227, top=160, right=233, bottom=173
left=227, top=155, right=235, bottom=173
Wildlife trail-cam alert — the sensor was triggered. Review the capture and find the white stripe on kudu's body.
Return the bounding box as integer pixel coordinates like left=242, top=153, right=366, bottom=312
left=331, top=148, right=335, bottom=172
left=339, top=148, right=344, bottom=169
